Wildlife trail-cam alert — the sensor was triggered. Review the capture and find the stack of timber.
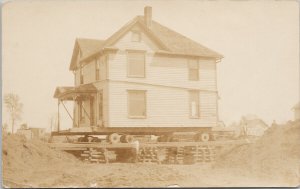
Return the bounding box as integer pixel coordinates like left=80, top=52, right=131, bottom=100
left=188, top=145, right=216, bottom=163
left=165, top=145, right=216, bottom=164
left=166, top=147, right=184, bottom=164
left=80, top=148, right=108, bottom=163
left=138, top=147, right=159, bottom=163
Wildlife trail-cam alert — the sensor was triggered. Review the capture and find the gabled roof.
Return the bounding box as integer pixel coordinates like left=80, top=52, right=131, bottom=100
left=77, top=38, right=105, bottom=57
left=69, top=15, right=223, bottom=70
left=146, top=17, right=223, bottom=58
left=54, top=83, right=97, bottom=100
left=69, top=39, right=105, bottom=70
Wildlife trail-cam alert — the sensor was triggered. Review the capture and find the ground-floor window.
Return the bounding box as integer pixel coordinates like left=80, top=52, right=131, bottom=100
left=189, top=90, right=200, bottom=118
left=127, top=90, right=146, bottom=118
left=98, top=92, right=103, bottom=120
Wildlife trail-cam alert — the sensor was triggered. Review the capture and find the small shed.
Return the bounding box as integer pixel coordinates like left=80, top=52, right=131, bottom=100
left=16, top=127, right=46, bottom=139
left=16, top=129, right=32, bottom=139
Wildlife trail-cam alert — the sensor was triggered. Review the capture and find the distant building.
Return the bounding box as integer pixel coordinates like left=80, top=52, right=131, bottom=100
left=241, top=116, right=269, bottom=136
left=292, top=102, right=300, bottom=121
left=30, top=128, right=46, bottom=138
left=16, top=127, right=46, bottom=139
left=16, top=129, right=32, bottom=139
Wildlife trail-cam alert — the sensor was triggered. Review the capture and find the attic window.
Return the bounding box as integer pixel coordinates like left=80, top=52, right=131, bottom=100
left=131, top=31, right=141, bottom=42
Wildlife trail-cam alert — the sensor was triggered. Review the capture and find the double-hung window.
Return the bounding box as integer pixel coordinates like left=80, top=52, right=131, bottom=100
left=128, top=90, right=146, bottom=118
left=189, top=91, right=200, bottom=118
left=127, top=50, right=145, bottom=78
left=188, top=59, right=199, bottom=81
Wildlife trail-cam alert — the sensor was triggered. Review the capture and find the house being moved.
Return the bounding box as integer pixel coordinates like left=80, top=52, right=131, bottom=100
left=54, top=6, right=223, bottom=141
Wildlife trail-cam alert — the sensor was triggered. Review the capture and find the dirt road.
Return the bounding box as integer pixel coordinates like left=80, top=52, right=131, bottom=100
left=3, top=121, right=300, bottom=187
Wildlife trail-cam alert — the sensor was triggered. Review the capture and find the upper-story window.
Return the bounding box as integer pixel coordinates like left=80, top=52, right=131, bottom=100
left=127, top=50, right=145, bottom=78
left=188, top=59, right=199, bottom=81
left=80, top=66, right=84, bottom=84
left=95, top=58, right=100, bottom=81
left=131, top=31, right=141, bottom=42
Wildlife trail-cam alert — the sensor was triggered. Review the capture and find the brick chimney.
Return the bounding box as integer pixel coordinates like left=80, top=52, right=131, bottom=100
left=144, top=6, right=152, bottom=28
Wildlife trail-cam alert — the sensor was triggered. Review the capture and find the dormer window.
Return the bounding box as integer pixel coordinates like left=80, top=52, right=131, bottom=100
left=131, top=31, right=141, bottom=42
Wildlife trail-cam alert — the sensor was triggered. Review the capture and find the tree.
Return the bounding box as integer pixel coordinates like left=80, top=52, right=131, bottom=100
left=4, top=93, right=23, bottom=133
left=2, top=123, right=8, bottom=134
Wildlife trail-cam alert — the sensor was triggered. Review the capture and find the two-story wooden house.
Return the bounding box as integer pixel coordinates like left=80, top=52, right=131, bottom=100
left=54, top=6, right=223, bottom=142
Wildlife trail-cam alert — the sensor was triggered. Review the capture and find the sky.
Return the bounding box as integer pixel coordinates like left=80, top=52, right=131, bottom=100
left=2, top=0, right=299, bottom=131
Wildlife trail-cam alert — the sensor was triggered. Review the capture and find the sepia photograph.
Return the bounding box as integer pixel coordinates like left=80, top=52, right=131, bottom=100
left=2, top=0, right=300, bottom=187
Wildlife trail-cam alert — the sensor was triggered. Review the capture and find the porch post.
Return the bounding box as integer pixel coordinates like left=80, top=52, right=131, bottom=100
left=77, top=100, right=80, bottom=128
left=57, top=99, right=60, bottom=132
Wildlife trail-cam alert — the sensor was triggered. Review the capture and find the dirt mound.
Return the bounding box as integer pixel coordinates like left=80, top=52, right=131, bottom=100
left=216, top=120, right=300, bottom=186
left=2, top=134, right=79, bottom=187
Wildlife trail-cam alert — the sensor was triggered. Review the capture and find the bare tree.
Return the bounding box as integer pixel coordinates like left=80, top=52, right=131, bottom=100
left=4, top=93, right=23, bottom=133
left=2, top=123, right=8, bottom=134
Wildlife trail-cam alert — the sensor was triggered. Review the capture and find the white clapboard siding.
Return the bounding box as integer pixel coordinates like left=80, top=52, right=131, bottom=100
left=75, top=55, right=108, bottom=86
left=108, top=82, right=218, bottom=128
left=75, top=70, right=80, bottom=86
left=109, top=52, right=217, bottom=91
left=82, top=62, right=95, bottom=84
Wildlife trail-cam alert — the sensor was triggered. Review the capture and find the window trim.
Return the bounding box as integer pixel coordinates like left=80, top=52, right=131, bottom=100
left=127, top=90, right=147, bottom=119
left=189, top=90, right=200, bottom=119
left=126, top=50, right=146, bottom=78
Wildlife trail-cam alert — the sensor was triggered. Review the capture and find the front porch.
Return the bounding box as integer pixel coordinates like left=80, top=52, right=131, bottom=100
left=54, top=83, right=102, bottom=131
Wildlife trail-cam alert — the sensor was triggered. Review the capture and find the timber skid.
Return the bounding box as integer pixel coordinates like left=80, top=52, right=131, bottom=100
left=49, top=139, right=252, bottom=164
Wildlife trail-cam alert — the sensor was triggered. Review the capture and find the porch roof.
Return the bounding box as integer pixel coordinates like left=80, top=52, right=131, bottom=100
left=54, top=83, right=97, bottom=100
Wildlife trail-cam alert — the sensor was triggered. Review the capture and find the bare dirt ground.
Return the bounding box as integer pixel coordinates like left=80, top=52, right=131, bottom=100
left=2, top=121, right=300, bottom=188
